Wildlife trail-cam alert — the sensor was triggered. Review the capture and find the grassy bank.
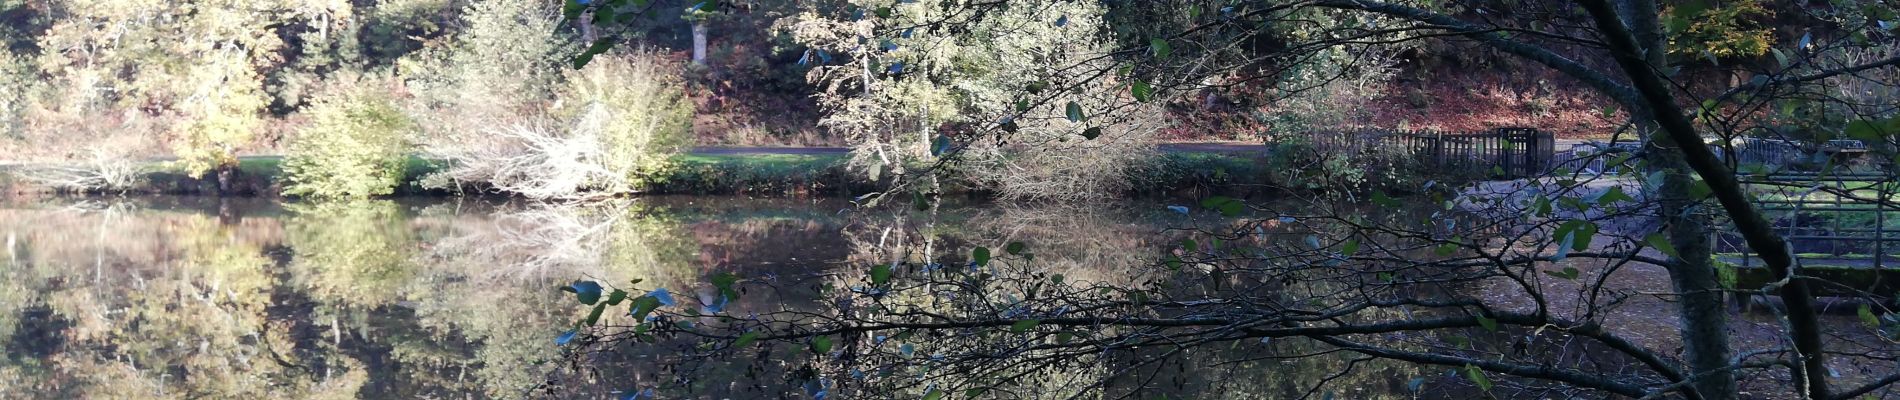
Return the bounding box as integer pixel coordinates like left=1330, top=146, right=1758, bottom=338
left=2, top=151, right=1276, bottom=198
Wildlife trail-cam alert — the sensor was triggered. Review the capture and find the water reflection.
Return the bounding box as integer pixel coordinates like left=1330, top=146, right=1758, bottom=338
left=0, top=196, right=1422, bottom=398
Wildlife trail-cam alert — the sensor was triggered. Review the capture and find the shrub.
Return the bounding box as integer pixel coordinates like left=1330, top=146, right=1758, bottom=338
left=1263, top=134, right=1426, bottom=193
left=424, top=52, right=693, bottom=199
left=281, top=87, right=417, bottom=198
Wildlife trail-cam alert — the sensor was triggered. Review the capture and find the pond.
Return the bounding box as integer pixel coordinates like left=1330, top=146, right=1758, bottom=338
left=0, top=195, right=1435, bottom=399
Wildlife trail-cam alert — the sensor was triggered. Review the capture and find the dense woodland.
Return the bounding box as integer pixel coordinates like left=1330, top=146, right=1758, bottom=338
left=4, top=0, right=1900, bottom=399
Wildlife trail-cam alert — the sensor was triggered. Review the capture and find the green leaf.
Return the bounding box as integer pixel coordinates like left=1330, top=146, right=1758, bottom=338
left=1554, top=220, right=1597, bottom=252
left=584, top=302, right=608, bottom=326
left=1131, top=81, right=1154, bottom=102
left=570, top=281, right=604, bottom=305
left=1860, top=304, right=1881, bottom=327
left=1164, top=255, right=1183, bottom=271
left=1340, top=239, right=1361, bottom=257
left=1015, top=99, right=1030, bottom=112
left=1005, top=241, right=1027, bottom=255
left=1011, top=319, right=1042, bottom=333
left=562, top=0, right=586, bottom=21
left=605, top=289, right=629, bottom=306
left=973, top=246, right=992, bottom=267
left=913, top=191, right=931, bottom=211
left=1081, top=127, right=1103, bottom=140
left=1055, top=332, right=1075, bottom=343
left=629, top=295, right=663, bottom=321
left=810, top=336, right=834, bottom=354
left=1434, top=242, right=1459, bottom=256
left=1065, top=102, right=1086, bottom=122
left=874, top=6, right=892, bottom=18
left=1182, top=238, right=1199, bottom=252
left=1150, top=38, right=1171, bottom=59
left=923, top=388, right=944, bottom=400
left=1645, top=233, right=1680, bottom=258
left=1594, top=186, right=1633, bottom=205
left=1371, top=191, right=1400, bottom=208
left=732, top=331, right=759, bottom=348
left=870, top=264, right=894, bottom=286
left=1475, top=315, right=1498, bottom=332
left=1716, top=260, right=1738, bottom=289
left=1543, top=267, right=1580, bottom=280
left=1464, top=364, right=1494, bottom=392
left=1200, top=196, right=1244, bottom=217
left=965, top=388, right=989, bottom=398
left=711, top=272, right=740, bottom=300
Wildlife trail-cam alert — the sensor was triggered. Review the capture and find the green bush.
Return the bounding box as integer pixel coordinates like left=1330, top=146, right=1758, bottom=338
left=281, top=88, right=417, bottom=198
left=557, top=53, right=695, bottom=191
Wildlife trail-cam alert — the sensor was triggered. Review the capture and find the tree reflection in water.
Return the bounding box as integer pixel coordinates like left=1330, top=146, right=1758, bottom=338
left=0, top=196, right=1386, bottom=399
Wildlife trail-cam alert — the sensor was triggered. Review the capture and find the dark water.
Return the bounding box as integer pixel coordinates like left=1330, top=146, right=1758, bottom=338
left=0, top=195, right=1428, bottom=399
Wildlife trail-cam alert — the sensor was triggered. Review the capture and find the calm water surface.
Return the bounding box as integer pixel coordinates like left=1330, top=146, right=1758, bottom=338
left=0, top=195, right=1425, bottom=399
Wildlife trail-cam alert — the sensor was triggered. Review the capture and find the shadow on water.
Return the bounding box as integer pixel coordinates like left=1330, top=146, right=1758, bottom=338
left=0, top=195, right=1441, bottom=399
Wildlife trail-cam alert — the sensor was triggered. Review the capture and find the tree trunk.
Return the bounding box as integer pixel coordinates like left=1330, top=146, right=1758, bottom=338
left=1614, top=1, right=1735, bottom=398
left=215, top=163, right=235, bottom=197
left=692, top=21, right=709, bottom=65
left=1582, top=1, right=1829, bottom=397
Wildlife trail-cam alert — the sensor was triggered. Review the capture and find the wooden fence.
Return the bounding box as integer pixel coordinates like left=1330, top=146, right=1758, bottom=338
left=1304, top=128, right=1556, bottom=179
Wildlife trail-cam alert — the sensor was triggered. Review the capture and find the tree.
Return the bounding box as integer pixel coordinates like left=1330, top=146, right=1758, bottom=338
left=281, top=84, right=418, bottom=198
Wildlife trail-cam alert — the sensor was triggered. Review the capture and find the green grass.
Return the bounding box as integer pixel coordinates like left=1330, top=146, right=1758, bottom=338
left=655, top=153, right=859, bottom=195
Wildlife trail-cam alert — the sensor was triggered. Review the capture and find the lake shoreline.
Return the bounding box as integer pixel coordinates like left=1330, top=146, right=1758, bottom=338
left=1, top=151, right=1273, bottom=199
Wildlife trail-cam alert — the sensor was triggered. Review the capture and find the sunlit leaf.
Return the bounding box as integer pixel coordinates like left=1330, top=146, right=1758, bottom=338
left=1861, top=304, right=1881, bottom=327
left=1131, top=81, right=1154, bottom=102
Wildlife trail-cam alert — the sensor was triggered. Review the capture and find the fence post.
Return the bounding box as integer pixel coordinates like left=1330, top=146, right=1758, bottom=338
left=1499, top=129, right=1514, bottom=178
